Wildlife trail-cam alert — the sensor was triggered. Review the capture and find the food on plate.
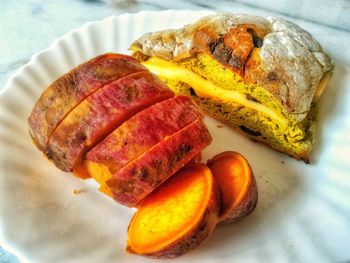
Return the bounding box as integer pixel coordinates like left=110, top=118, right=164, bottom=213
left=28, top=52, right=258, bottom=258
left=46, top=71, right=173, bottom=172
left=107, top=119, right=212, bottom=207
left=28, top=53, right=147, bottom=152
left=127, top=163, right=220, bottom=258
left=127, top=156, right=259, bottom=258
left=79, top=95, right=204, bottom=194
left=207, top=151, right=258, bottom=223
left=129, top=13, right=335, bottom=162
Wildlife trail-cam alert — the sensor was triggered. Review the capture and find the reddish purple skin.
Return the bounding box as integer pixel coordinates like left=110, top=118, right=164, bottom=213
left=86, top=95, right=204, bottom=173
left=47, top=71, right=174, bottom=171
left=28, top=53, right=147, bottom=152
left=207, top=152, right=258, bottom=224
left=106, top=119, right=212, bottom=207
left=219, top=171, right=258, bottom=224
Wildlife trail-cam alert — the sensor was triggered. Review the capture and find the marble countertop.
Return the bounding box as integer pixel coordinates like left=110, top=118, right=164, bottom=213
left=0, top=0, right=349, bottom=262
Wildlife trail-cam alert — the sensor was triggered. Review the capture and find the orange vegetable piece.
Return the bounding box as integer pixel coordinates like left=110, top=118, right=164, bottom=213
left=207, top=151, right=258, bottom=223
left=127, top=163, right=220, bottom=258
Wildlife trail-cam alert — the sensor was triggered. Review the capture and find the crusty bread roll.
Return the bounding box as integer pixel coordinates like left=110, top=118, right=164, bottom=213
left=129, top=13, right=334, bottom=162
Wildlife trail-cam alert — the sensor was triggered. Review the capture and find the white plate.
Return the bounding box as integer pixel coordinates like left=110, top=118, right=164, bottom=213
left=1, top=10, right=350, bottom=263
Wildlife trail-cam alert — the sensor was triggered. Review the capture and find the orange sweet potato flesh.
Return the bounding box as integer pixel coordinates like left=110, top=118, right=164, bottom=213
left=207, top=151, right=258, bottom=223
left=28, top=53, right=147, bottom=152
left=127, top=163, right=220, bottom=258
left=47, top=71, right=174, bottom=172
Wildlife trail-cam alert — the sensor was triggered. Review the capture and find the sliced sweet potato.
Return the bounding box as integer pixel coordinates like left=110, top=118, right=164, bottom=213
left=127, top=163, right=220, bottom=258
left=207, top=151, right=258, bottom=223
left=47, top=71, right=174, bottom=172
left=107, top=119, right=212, bottom=207
left=76, top=95, right=203, bottom=189
left=28, top=53, right=147, bottom=152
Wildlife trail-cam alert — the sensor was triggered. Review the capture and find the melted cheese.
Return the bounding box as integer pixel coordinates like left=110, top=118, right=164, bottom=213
left=315, top=71, right=332, bottom=98
left=142, top=57, right=289, bottom=127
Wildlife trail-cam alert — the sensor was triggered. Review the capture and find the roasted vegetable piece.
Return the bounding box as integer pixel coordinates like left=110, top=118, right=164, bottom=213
left=107, top=118, right=212, bottom=207
left=207, top=151, right=258, bottom=223
left=28, top=53, right=147, bottom=152
left=77, top=95, right=203, bottom=191
left=47, top=71, right=174, bottom=172
left=127, top=163, right=220, bottom=258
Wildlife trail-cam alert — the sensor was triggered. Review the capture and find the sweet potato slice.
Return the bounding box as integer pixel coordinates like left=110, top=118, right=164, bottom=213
left=28, top=53, right=147, bottom=152
left=207, top=151, right=258, bottom=223
left=47, top=71, right=174, bottom=172
left=127, top=163, right=220, bottom=258
left=107, top=119, right=212, bottom=207
left=77, top=95, right=203, bottom=190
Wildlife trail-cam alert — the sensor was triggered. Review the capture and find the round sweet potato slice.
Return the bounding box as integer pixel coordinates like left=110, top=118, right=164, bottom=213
left=207, top=151, right=258, bottom=223
left=127, top=163, right=220, bottom=258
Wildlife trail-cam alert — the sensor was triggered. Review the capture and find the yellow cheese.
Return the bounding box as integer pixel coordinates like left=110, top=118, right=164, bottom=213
left=315, top=71, right=332, bottom=98
left=142, top=57, right=289, bottom=127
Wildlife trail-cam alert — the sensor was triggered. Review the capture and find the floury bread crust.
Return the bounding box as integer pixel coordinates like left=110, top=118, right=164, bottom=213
left=130, top=13, right=334, bottom=121
left=130, top=13, right=334, bottom=161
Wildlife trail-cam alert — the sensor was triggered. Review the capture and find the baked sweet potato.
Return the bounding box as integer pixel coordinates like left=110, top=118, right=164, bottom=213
left=207, top=151, right=258, bottom=223
left=77, top=95, right=203, bottom=190
left=28, top=53, right=146, bottom=152
left=127, top=163, right=220, bottom=258
left=107, top=118, right=212, bottom=207
left=47, top=71, right=174, bottom=172
left=27, top=51, right=260, bottom=259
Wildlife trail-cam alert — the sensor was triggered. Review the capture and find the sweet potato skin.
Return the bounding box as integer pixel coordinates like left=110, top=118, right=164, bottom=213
left=221, top=175, right=257, bottom=223
left=127, top=163, right=221, bottom=259
left=86, top=95, right=203, bottom=173
left=107, top=119, right=212, bottom=207
left=28, top=53, right=147, bottom=152
left=207, top=151, right=258, bottom=223
left=47, top=71, right=174, bottom=171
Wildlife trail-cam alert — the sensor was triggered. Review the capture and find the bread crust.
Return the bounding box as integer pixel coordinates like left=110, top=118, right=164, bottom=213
left=130, top=13, right=334, bottom=121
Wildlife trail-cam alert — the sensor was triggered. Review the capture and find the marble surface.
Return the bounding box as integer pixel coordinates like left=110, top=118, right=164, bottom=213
left=0, top=0, right=349, bottom=262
